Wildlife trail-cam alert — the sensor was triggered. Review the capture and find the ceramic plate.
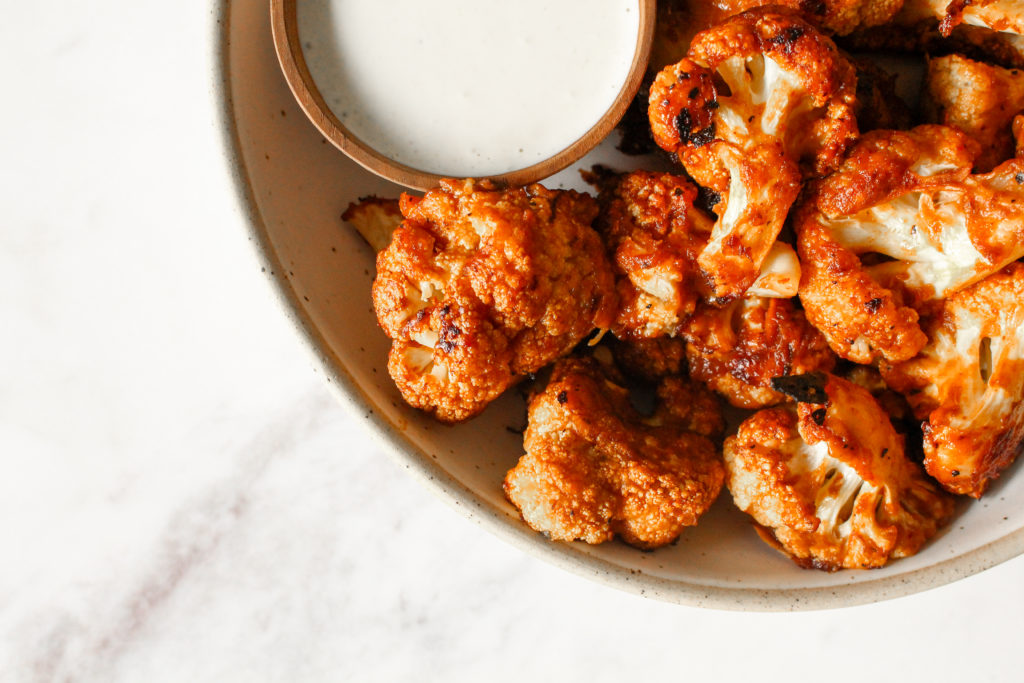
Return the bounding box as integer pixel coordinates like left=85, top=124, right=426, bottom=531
left=213, top=0, right=1024, bottom=610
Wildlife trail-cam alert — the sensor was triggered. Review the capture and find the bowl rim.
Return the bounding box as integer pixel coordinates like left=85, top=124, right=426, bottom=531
left=211, top=0, right=1024, bottom=611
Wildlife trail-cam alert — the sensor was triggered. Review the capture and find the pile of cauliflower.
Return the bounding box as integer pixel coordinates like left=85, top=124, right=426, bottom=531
left=345, top=2, right=1024, bottom=571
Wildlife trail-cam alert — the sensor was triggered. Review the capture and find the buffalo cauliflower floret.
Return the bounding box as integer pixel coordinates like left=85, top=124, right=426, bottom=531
left=649, top=0, right=721, bottom=76
left=797, top=125, right=1024, bottom=363
left=590, top=169, right=713, bottom=339
left=503, top=356, right=725, bottom=549
left=682, top=295, right=836, bottom=409
left=921, top=0, right=1024, bottom=37
left=891, top=0, right=1023, bottom=36
left=849, top=57, right=913, bottom=133
left=652, top=0, right=904, bottom=56
left=342, top=197, right=402, bottom=253
left=748, top=0, right=906, bottom=36
left=924, top=54, right=1024, bottom=172
left=372, top=179, right=617, bottom=422
left=881, top=263, right=1024, bottom=497
left=841, top=4, right=1024, bottom=69
left=801, top=0, right=906, bottom=35
left=747, top=241, right=802, bottom=298
left=607, top=335, right=689, bottom=382
left=649, top=9, right=858, bottom=299
left=724, top=373, right=955, bottom=570
left=839, top=364, right=915, bottom=425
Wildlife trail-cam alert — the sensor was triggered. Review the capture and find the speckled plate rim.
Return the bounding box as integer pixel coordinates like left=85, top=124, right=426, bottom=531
left=211, top=0, right=1024, bottom=612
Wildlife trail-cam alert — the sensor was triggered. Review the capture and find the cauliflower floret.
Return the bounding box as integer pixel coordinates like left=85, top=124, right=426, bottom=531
left=373, top=179, right=617, bottom=422
left=849, top=56, right=913, bottom=133
left=724, top=373, right=955, bottom=570
left=649, top=9, right=858, bottom=299
left=590, top=169, right=713, bottom=339
left=747, top=241, right=801, bottom=298
left=803, top=0, right=906, bottom=35
left=881, top=263, right=1024, bottom=497
left=922, top=0, right=1024, bottom=37
left=842, top=4, right=1024, bottom=70
left=607, top=335, right=689, bottom=382
left=503, top=356, right=725, bottom=549
left=893, top=0, right=1023, bottom=36
left=734, top=0, right=906, bottom=36
left=649, top=0, right=723, bottom=76
left=652, top=0, right=904, bottom=55
left=682, top=295, right=836, bottom=409
left=924, top=53, right=1024, bottom=172
left=342, top=197, right=402, bottom=253
left=797, top=125, right=1024, bottom=363
left=839, top=364, right=915, bottom=425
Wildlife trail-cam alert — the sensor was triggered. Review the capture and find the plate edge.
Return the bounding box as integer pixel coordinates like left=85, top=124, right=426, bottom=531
left=208, top=0, right=1024, bottom=612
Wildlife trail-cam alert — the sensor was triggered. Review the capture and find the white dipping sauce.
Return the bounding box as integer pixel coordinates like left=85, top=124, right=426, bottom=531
left=298, top=0, right=640, bottom=177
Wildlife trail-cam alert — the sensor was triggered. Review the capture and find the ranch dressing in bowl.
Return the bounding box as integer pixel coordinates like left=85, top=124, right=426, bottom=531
left=297, top=0, right=641, bottom=177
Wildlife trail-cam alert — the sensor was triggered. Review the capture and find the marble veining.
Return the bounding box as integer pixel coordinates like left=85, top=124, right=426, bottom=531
left=2, top=2, right=1024, bottom=682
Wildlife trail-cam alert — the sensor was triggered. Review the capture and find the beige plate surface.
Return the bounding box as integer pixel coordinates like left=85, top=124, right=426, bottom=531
left=213, top=0, right=1024, bottom=610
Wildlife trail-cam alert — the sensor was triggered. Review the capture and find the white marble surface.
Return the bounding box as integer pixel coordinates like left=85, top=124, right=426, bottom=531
left=3, top=2, right=1024, bottom=681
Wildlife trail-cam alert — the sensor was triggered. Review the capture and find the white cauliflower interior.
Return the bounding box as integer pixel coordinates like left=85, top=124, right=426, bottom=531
left=902, top=0, right=1024, bottom=35
left=783, top=438, right=882, bottom=541
left=690, top=48, right=829, bottom=299
left=648, top=10, right=857, bottom=300
left=713, top=53, right=817, bottom=158
left=342, top=197, right=403, bottom=253
left=694, top=143, right=800, bottom=299
left=747, top=241, right=801, bottom=298
left=882, top=263, right=1024, bottom=496
left=799, top=127, right=1024, bottom=364
left=723, top=374, right=955, bottom=570
left=823, top=189, right=998, bottom=300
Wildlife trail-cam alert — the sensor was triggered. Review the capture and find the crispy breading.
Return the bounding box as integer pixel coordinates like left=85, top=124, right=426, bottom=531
left=881, top=263, right=1024, bottom=497
left=655, top=371, right=727, bottom=439
left=504, top=357, right=724, bottom=549
left=724, top=373, right=955, bottom=570
left=649, top=9, right=858, bottom=299
left=797, top=125, right=1024, bottom=363
left=807, top=0, right=906, bottom=35
left=682, top=295, right=836, bottom=409
left=607, top=335, right=689, bottom=382
left=591, top=170, right=713, bottom=339
left=924, top=54, right=1024, bottom=172
left=373, top=179, right=617, bottom=422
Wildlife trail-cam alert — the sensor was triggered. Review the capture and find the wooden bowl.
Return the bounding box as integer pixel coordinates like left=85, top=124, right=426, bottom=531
left=269, top=0, right=656, bottom=190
